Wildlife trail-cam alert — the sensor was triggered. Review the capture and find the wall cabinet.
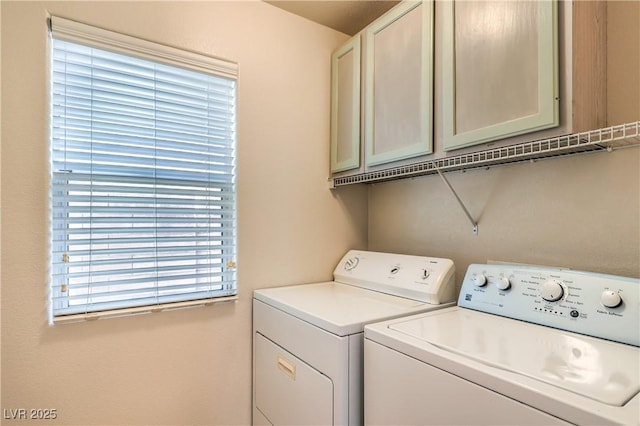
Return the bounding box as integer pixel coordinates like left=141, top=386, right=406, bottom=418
left=330, top=35, right=361, bottom=173
left=442, top=1, right=559, bottom=151
left=329, top=0, right=605, bottom=179
left=364, top=0, right=434, bottom=166
left=435, top=0, right=606, bottom=153
left=329, top=0, right=433, bottom=175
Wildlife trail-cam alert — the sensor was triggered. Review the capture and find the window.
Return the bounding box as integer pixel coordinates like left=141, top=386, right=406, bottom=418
left=49, top=17, right=238, bottom=323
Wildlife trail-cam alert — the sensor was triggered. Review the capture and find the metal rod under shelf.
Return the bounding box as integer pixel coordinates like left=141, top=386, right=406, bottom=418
left=436, top=169, right=478, bottom=235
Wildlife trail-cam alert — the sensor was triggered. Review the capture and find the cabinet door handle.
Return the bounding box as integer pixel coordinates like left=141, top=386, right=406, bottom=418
left=277, top=355, right=296, bottom=380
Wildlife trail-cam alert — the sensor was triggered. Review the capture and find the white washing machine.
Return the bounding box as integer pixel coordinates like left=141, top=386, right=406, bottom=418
left=252, top=250, right=456, bottom=426
left=365, top=263, right=640, bottom=425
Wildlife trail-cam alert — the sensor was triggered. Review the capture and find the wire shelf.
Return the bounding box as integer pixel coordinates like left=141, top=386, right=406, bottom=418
left=331, top=121, right=640, bottom=187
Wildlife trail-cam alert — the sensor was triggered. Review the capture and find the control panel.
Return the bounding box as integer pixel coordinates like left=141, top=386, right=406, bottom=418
left=333, top=250, right=455, bottom=304
left=459, top=264, right=640, bottom=346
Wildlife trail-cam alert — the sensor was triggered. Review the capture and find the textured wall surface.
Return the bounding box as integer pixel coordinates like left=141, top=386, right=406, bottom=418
left=0, top=2, right=366, bottom=424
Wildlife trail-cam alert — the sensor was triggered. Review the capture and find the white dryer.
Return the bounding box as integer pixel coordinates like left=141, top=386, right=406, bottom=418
left=252, top=250, right=456, bottom=426
left=365, top=263, right=639, bottom=425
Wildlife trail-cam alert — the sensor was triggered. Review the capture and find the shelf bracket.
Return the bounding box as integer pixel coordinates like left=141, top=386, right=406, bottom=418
left=436, top=169, right=478, bottom=235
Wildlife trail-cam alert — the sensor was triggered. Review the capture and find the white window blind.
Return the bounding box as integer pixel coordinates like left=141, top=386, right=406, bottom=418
left=50, top=17, right=238, bottom=323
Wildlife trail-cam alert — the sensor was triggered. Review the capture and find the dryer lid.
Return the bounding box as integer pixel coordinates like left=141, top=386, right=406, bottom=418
left=388, top=309, right=640, bottom=406
left=254, top=282, right=450, bottom=336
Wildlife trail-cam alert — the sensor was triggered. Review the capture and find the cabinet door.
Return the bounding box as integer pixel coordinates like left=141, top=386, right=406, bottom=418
left=364, top=0, right=434, bottom=167
left=330, top=35, right=361, bottom=173
left=442, top=0, right=559, bottom=151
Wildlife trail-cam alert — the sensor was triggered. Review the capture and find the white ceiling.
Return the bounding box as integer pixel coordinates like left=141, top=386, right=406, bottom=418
left=264, top=0, right=401, bottom=35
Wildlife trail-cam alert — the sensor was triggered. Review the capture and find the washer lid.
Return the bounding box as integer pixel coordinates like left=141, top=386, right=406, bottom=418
left=254, top=282, right=448, bottom=336
left=388, top=309, right=640, bottom=406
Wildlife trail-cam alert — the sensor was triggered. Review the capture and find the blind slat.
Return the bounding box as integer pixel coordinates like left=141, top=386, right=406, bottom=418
left=52, top=253, right=231, bottom=268
left=50, top=28, right=237, bottom=322
left=61, top=271, right=228, bottom=290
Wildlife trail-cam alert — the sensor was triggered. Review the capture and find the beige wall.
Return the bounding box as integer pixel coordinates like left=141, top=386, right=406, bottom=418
left=369, top=1, right=640, bottom=289
left=0, top=2, right=367, bottom=424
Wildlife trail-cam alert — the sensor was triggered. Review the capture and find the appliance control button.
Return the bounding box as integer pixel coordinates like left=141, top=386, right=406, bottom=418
left=344, top=257, right=359, bottom=271
left=472, top=274, right=487, bottom=287
left=600, top=290, right=622, bottom=308
left=570, top=310, right=579, bottom=318
left=540, top=279, right=564, bottom=302
left=496, top=277, right=511, bottom=291
left=420, top=269, right=430, bottom=280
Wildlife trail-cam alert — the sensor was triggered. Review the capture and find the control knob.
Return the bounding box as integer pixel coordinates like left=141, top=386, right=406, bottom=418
left=496, top=277, right=511, bottom=291
left=600, top=290, right=622, bottom=308
left=540, top=279, right=564, bottom=302
left=472, top=274, right=487, bottom=287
